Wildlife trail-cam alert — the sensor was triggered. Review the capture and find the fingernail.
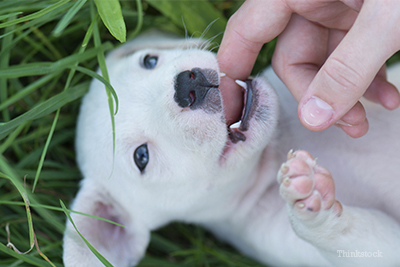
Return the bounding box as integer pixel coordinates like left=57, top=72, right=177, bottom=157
left=335, top=119, right=355, bottom=127
left=301, top=97, right=333, bottom=127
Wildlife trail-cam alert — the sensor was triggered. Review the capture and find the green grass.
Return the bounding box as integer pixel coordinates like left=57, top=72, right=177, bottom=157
left=3, top=1, right=400, bottom=266
left=0, top=1, right=273, bottom=266
left=3, top=1, right=400, bottom=267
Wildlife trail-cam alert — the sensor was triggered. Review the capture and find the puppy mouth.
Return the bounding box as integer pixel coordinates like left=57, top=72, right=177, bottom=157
left=217, top=76, right=268, bottom=164
left=225, top=79, right=255, bottom=144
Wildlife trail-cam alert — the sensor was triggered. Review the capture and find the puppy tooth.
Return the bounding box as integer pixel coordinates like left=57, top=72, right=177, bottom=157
left=283, top=177, right=290, bottom=186
left=229, top=121, right=241, bottom=129
left=219, top=72, right=226, bottom=77
left=287, top=149, right=295, bottom=160
left=280, top=163, right=289, bottom=174
left=235, top=80, right=248, bottom=90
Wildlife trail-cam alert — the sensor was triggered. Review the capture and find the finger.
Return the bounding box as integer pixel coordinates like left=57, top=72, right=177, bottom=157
left=329, top=29, right=368, bottom=136
left=333, top=94, right=368, bottom=139
left=217, top=0, right=292, bottom=125
left=327, top=29, right=347, bottom=56
left=272, top=14, right=329, bottom=102
left=328, top=29, right=370, bottom=133
left=272, top=15, right=369, bottom=137
left=217, top=0, right=292, bottom=80
left=287, top=0, right=358, bottom=30
left=335, top=100, right=366, bottom=128
left=298, top=0, right=400, bottom=131
left=336, top=116, right=369, bottom=138
left=364, top=65, right=400, bottom=110
left=272, top=14, right=368, bottom=137
left=220, top=76, right=244, bottom=125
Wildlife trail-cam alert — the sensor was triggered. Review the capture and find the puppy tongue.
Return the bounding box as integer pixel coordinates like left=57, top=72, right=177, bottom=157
left=219, top=76, right=244, bottom=125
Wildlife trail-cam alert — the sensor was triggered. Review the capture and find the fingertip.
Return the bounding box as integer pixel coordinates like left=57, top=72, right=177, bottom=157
left=364, top=75, right=400, bottom=110
left=378, top=82, right=400, bottom=110
left=334, top=102, right=369, bottom=138
left=219, top=76, right=243, bottom=125
left=335, top=101, right=366, bottom=126
left=298, top=96, right=334, bottom=131
left=299, top=97, right=368, bottom=137
left=336, top=118, right=369, bottom=138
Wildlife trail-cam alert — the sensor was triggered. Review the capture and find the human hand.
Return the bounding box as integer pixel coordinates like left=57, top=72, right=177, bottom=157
left=217, top=0, right=400, bottom=138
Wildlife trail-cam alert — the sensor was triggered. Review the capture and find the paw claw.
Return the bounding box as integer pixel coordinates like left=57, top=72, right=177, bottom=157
left=283, top=177, right=290, bottom=186
left=280, top=163, right=289, bottom=174
left=287, top=149, right=295, bottom=160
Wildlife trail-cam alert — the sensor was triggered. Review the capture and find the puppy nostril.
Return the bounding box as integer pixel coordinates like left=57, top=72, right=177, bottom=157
left=189, top=91, right=195, bottom=106
left=190, top=72, right=196, bottom=80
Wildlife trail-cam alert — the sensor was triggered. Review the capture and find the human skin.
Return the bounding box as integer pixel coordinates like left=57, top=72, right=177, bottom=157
left=217, top=0, right=400, bottom=138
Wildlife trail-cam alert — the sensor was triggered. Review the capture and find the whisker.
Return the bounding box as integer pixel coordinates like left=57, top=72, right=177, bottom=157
left=178, top=17, right=224, bottom=51
left=208, top=44, right=220, bottom=52
left=200, top=31, right=223, bottom=52
left=200, top=18, right=219, bottom=40
left=181, top=16, right=188, bottom=40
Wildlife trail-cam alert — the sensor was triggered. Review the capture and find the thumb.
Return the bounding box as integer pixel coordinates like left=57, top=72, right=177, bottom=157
left=298, top=1, right=400, bottom=132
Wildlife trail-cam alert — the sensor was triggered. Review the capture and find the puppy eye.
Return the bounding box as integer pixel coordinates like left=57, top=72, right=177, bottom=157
left=142, top=55, right=158, bottom=69
left=134, top=144, right=149, bottom=173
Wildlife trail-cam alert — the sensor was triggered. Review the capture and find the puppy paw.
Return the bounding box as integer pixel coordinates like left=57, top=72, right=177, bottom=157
left=278, top=150, right=342, bottom=221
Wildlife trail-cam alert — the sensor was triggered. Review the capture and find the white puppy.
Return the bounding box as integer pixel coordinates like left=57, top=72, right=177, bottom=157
left=63, top=31, right=400, bottom=266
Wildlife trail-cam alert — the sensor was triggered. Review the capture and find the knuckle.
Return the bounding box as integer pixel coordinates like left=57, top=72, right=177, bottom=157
left=323, top=57, right=365, bottom=91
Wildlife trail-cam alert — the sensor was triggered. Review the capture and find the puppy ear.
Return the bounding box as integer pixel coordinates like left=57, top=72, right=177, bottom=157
left=63, top=182, right=149, bottom=267
left=107, top=29, right=207, bottom=61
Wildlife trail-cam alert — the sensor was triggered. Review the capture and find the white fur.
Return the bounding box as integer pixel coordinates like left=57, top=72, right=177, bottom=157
left=63, top=32, right=400, bottom=266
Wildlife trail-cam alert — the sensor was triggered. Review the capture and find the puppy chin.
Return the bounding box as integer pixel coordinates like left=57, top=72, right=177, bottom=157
left=178, top=110, right=227, bottom=151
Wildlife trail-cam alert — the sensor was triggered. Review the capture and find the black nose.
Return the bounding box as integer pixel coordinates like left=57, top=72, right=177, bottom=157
left=174, top=68, right=219, bottom=109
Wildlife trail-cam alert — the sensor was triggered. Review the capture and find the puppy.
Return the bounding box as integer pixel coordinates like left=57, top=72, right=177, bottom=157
left=63, top=31, right=400, bottom=266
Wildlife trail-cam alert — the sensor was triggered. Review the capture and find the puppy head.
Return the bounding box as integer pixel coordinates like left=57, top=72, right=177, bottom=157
left=63, top=31, right=279, bottom=266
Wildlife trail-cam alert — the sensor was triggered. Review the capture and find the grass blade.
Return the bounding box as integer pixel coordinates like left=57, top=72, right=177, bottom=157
left=0, top=12, right=22, bottom=21
left=0, top=15, right=16, bottom=122
left=0, top=243, right=54, bottom=267
left=53, top=0, right=87, bottom=37
left=0, top=73, right=59, bottom=112
left=31, top=109, right=60, bottom=193
left=91, top=1, right=117, bottom=173
left=0, top=0, right=69, bottom=29
left=0, top=43, right=113, bottom=79
left=128, top=0, right=143, bottom=38
left=31, top=17, right=96, bottom=193
left=0, top=82, right=89, bottom=140
left=60, top=200, right=114, bottom=267
left=94, top=0, right=126, bottom=43
left=0, top=200, right=126, bottom=228
left=0, top=167, right=56, bottom=266
left=74, top=65, right=118, bottom=113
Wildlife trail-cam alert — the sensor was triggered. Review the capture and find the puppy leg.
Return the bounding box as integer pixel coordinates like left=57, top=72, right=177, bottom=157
left=278, top=150, right=400, bottom=266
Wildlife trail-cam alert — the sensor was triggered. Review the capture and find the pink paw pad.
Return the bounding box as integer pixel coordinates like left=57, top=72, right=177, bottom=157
left=278, top=150, right=342, bottom=217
